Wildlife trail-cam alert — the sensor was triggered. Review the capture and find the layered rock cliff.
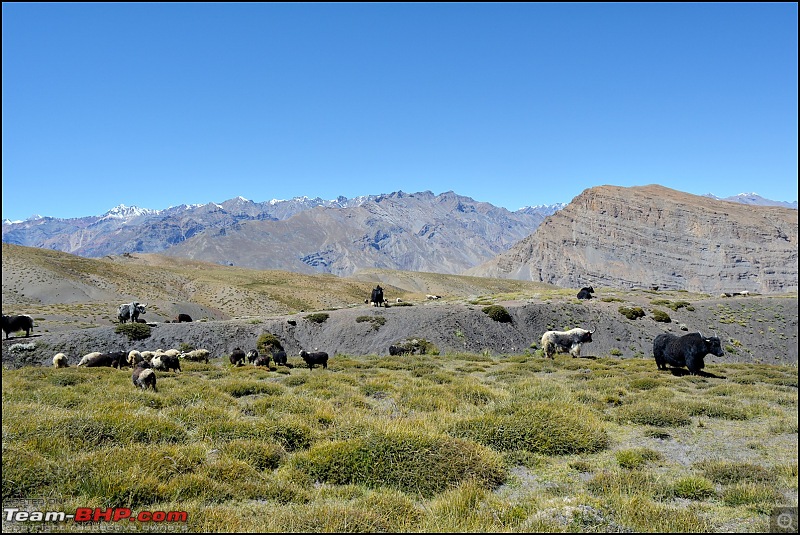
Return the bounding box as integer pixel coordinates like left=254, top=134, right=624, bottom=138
left=466, top=185, right=798, bottom=294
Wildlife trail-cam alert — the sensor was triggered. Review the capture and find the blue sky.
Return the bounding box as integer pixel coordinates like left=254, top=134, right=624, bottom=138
left=2, top=3, right=797, bottom=222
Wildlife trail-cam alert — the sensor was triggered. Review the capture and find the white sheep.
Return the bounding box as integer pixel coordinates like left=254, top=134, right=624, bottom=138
left=77, top=352, right=102, bottom=367
left=53, top=353, right=69, bottom=368
left=180, top=348, right=210, bottom=363
left=127, top=350, right=143, bottom=367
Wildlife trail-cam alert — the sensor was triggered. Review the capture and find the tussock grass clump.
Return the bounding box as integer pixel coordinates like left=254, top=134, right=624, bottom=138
left=449, top=402, right=609, bottom=455
left=197, top=418, right=314, bottom=451
left=615, top=401, right=692, bottom=427
left=8, top=410, right=188, bottom=448
left=586, top=469, right=665, bottom=497
left=696, top=460, right=776, bottom=485
left=615, top=447, right=663, bottom=469
left=675, top=398, right=753, bottom=420
left=293, top=431, right=506, bottom=497
left=671, top=475, right=716, bottom=500
left=221, top=439, right=287, bottom=471
left=114, top=322, right=152, bottom=341
left=722, top=483, right=784, bottom=509
left=482, top=305, right=512, bottom=323
left=2, top=445, right=60, bottom=500
left=219, top=380, right=284, bottom=398
left=628, top=376, right=663, bottom=390
left=611, top=497, right=713, bottom=532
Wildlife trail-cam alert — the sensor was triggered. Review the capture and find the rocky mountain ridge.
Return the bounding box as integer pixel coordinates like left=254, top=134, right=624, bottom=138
left=466, top=185, right=798, bottom=294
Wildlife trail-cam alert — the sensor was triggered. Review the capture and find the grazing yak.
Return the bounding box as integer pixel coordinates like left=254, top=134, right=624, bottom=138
left=299, top=350, right=328, bottom=370
left=230, top=348, right=247, bottom=367
left=253, top=354, right=271, bottom=367
left=576, top=286, right=595, bottom=300
left=653, top=332, right=724, bottom=375
left=118, top=302, right=147, bottom=324
left=132, top=361, right=157, bottom=392
left=541, top=328, right=595, bottom=358
left=245, top=349, right=259, bottom=364
left=369, top=286, right=388, bottom=307
left=389, top=345, right=412, bottom=356
left=175, top=313, right=193, bottom=323
left=272, top=349, right=288, bottom=366
left=2, top=314, right=34, bottom=339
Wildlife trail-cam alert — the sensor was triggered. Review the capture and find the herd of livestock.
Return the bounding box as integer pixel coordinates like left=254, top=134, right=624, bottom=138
left=2, top=286, right=728, bottom=392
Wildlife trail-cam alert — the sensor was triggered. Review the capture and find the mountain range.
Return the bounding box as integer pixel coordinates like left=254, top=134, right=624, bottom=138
left=1, top=191, right=562, bottom=276
left=2, top=187, right=797, bottom=294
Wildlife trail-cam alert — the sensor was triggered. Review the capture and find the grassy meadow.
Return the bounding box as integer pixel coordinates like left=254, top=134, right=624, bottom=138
left=2, top=350, right=797, bottom=533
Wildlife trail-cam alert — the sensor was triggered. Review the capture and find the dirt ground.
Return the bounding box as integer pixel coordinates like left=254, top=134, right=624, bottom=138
left=2, top=295, right=797, bottom=370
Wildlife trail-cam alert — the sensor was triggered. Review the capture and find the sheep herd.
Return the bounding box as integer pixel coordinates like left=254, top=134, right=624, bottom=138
left=50, top=345, right=320, bottom=394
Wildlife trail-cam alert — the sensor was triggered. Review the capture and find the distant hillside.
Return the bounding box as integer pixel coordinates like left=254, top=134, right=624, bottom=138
left=466, top=185, right=798, bottom=295
left=0, top=242, right=559, bottom=326
left=2, top=242, right=797, bottom=369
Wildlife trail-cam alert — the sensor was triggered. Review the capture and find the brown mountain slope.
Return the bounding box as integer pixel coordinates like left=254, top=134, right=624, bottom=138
left=466, top=184, right=798, bottom=294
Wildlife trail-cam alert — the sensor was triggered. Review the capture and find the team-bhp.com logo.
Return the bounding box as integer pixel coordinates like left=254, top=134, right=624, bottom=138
left=4, top=503, right=188, bottom=530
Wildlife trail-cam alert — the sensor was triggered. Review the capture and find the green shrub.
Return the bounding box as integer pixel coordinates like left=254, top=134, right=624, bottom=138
left=114, top=322, right=152, bottom=341
left=651, top=309, right=671, bottom=323
left=293, top=431, right=506, bottom=497
left=305, top=313, right=329, bottom=324
left=482, top=305, right=512, bottom=323
left=618, top=307, right=645, bottom=320
left=178, top=342, right=195, bottom=353
left=257, top=332, right=285, bottom=354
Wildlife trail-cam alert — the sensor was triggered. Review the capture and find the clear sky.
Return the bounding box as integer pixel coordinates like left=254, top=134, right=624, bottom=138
left=2, top=3, right=797, bottom=222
